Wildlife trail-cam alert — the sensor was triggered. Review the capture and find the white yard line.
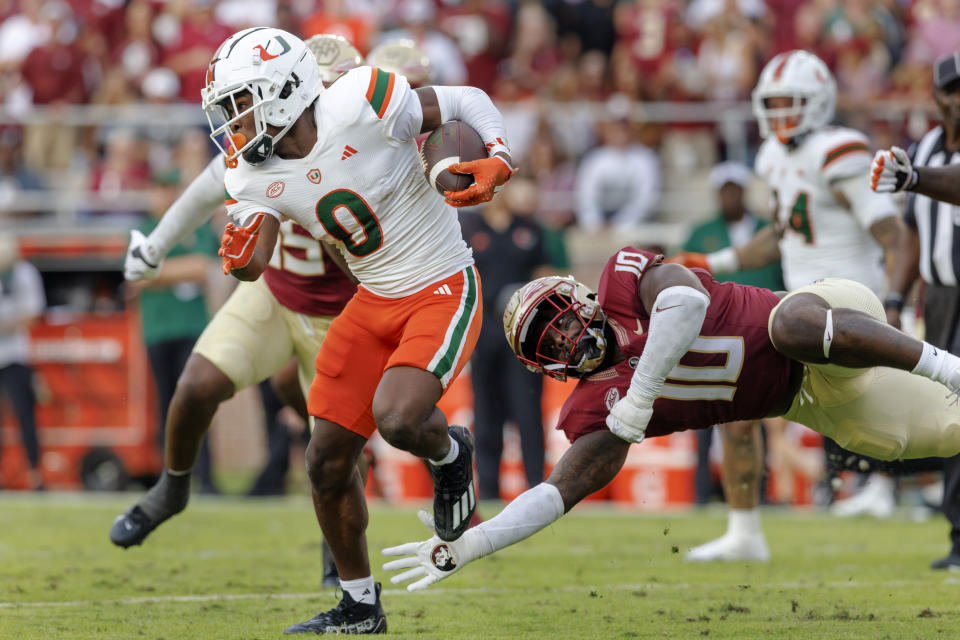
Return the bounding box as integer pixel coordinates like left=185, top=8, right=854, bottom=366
left=3, top=579, right=958, bottom=609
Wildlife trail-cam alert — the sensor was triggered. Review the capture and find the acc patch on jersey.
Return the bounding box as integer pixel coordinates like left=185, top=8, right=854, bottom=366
left=604, top=387, right=621, bottom=410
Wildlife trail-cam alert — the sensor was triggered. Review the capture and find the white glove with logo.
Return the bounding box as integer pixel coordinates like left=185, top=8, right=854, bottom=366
left=605, top=395, right=652, bottom=444
left=124, top=229, right=164, bottom=281
left=870, top=146, right=917, bottom=193
left=382, top=510, right=482, bottom=591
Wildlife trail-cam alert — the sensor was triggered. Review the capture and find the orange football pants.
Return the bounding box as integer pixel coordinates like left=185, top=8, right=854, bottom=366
left=308, top=265, right=482, bottom=438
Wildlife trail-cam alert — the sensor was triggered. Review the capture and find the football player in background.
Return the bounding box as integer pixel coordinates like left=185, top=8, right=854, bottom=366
left=109, top=35, right=365, bottom=590
left=204, top=27, right=513, bottom=633
left=365, top=38, right=434, bottom=88
left=671, top=50, right=904, bottom=559
left=382, top=248, right=960, bottom=596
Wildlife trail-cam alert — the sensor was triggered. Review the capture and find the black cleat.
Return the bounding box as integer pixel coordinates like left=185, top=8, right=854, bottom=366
left=930, top=551, right=960, bottom=571
left=284, top=582, right=386, bottom=634
left=429, top=425, right=476, bottom=542
left=109, top=505, right=161, bottom=548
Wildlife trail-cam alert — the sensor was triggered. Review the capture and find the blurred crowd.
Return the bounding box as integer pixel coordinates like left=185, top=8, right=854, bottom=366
left=0, top=0, right=955, bottom=504
left=0, top=0, right=954, bottom=235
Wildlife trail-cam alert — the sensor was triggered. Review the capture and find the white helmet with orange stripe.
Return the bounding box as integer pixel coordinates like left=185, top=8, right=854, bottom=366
left=752, top=50, right=836, bottom=143
left=201, top=27, right=321, bottom=166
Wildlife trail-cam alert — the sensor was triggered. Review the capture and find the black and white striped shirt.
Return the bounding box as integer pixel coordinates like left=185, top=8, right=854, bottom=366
left=906, top=125, right=960, bottom=287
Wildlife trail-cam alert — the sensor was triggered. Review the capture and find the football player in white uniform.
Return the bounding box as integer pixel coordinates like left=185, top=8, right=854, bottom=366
left=109, top=35, right=365, bottom=589
left=203, top=27, right=513, bottom=634
left=671, top=50, right=904, bottom=561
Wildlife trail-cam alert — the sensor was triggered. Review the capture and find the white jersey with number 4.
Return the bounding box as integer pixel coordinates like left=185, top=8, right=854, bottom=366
left=223, top=66, right=473, bottom=298
left=755, top=126, right=890, bottom=294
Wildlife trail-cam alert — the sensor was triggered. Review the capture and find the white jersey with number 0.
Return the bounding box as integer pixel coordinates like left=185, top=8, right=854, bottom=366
left=223, top=66, right=473, bottom=298
left=755, top=126, right=891, bottom=294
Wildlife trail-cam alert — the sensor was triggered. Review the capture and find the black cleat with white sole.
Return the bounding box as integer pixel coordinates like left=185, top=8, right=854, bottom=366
left=284, top=582, right=386, bottom=635
left=429, top=425, right=476, bottom=542
left=109, top=505, right=162, bottom=548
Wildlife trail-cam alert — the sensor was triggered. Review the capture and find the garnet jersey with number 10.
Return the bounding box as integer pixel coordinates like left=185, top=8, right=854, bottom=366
left=222, top=66, right=473, bottom=298
left=557, top=247, right=794, bottom=443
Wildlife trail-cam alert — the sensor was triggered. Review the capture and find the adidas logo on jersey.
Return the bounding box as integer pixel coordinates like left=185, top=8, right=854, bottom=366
left=433, top=284, right=452, bottom=296
left=341, top=145, right=358, bottom=160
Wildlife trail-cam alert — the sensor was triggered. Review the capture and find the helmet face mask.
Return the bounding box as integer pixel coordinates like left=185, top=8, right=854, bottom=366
left=752, top=50, right=836, bottom=144
left=503, top=277, right=607, bottom=381
left=202, top=28, right=321, bottom=166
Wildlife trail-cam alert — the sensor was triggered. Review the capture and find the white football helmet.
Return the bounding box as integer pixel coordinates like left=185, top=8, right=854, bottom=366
left=305, top=34, right=364, bottom=84
left=752, top=50, right=836, bottom=142
left=503, top=276, right=607, bottom=381
left=202, top=27, right=321, bottom=165
left=366, top=39, right=433, bottom=87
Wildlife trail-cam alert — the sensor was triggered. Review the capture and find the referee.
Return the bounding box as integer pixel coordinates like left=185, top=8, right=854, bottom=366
left=873, top=52, right=960, bottom=571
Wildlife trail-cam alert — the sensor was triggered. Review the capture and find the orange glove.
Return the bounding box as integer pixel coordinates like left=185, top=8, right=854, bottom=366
left=444, top=156, right=516, bottom=208
left=219, top=212, right=266, bottom=275
left=665, top=251, right=711, bottom=272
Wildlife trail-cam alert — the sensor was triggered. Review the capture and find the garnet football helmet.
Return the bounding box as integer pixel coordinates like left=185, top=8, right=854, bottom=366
left=503, top=276, right=607, bottom=381
left=305, top=34, right=364, bottom=84
left=752, top=50, right=836, bottom=142
left=202, top=27, right=321, bottom=165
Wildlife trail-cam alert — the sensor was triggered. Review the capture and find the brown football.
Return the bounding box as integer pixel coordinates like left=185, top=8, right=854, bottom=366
left=420, top=120, right=487, bottom=196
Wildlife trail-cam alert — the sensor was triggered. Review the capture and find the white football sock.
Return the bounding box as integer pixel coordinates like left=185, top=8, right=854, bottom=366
left=912, top=342, right=956, bottom=386
left=727, top=508, right=762, bottom=538
left=340, top=576, right=377, bottom=605
left=429, top=435, right=459, bottom=466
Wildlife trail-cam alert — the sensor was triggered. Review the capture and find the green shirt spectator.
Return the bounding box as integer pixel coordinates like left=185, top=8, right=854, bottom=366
left=682, top=163, right=784, bottom=291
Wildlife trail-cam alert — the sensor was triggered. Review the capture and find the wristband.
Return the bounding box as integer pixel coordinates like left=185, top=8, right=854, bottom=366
left=883, top=293, right=904, bottom=312
left=487, top=144, right=511, bottom=164
left=906, top=169, right=919, bottom=191
left=706, top=247, right=740, bottom=274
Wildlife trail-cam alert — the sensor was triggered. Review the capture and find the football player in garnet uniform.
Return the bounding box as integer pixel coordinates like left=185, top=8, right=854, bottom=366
left=198, top=27, right=514, bottom=634
left=670, top=50, right=905, bottom=555
left=382, top=248, right=960, bottom=594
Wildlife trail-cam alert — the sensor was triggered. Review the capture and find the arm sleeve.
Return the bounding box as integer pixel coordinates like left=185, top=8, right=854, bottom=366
left=149, top=158, right=226, bottom=256
left=624, top=285, right=709, bottom=408
left=833, top=173, right=900, bottom=230
left=432, top=84, right=511, bottom=159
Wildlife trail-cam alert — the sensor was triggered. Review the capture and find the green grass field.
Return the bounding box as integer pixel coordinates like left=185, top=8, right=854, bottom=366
left=1, top=494, right=958, bottom=639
